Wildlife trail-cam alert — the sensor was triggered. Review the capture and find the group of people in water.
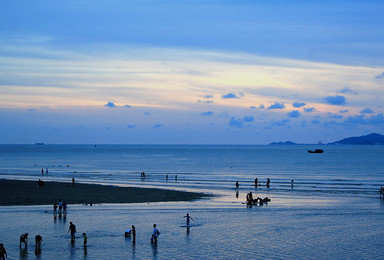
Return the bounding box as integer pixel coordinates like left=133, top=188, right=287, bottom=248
left=245, top=192, right=271, bottom=205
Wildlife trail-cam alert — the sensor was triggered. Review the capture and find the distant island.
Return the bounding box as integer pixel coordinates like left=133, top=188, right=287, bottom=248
left=329, top=133, right=384, bottom=145
left=269, top=141, right=298, bottom=145
left=269, top=133, right=384, bottom=145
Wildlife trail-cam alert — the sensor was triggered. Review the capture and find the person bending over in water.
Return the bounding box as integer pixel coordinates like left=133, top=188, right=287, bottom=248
left=183, top=213, right=194, bottom=226
left=19, top=233, right=28, bottom=248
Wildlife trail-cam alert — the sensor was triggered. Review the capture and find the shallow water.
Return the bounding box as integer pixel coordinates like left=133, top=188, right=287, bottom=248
left=1, top=145, right=384, bottom=259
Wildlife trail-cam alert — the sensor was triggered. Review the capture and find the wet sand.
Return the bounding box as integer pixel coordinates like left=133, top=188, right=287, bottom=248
left=0, top=179, right=208, bottom=206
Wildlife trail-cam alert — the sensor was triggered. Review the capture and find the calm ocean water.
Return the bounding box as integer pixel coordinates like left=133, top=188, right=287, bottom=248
left=1, top=144, right=384, bottom=259
left=1, top=144, right=384, bottom=198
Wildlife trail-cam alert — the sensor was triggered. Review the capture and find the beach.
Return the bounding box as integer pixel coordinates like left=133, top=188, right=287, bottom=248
left=0, top=179, right=208, bottom=206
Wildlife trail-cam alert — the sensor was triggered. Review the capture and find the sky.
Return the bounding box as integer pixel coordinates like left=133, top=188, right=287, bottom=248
left=0, top=0, right=384, bottom=144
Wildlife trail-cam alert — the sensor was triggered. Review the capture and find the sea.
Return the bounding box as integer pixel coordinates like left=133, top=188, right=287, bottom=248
left=1, top=144, right=384, bottom=259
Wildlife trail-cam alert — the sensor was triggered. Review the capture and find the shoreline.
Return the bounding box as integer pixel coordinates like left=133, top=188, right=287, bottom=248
left=0, top=179, right=210, bottom=206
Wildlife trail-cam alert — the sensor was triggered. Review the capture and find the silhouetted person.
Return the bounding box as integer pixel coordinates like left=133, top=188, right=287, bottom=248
left=0, top=243, right=7, bottom=260
left=35, top=235, right=42, bottom=250
left=72, top=178, right=75, bottom=187
left=255, top=178, right=258, bottom=187
left=82, top=233, right=87, bottom=246
left=291, top=180, right=294, bottom=188
left=19, top=233, right=28, bottom=248
left=266, top=178, right=270, bottom=188
left=183, top=213, right=194, bottom=226
left=151, top=224, right=159, bottom=244
left=132, top=225, right=136, bottom=242
left=68, top=222, right=77, bottom=241
left=236, top=181, right=239, bottom=188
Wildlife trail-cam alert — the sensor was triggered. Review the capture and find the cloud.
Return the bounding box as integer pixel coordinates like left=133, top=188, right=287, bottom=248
left=268, top=102, right=285, bottom=109
left=311, top=119, right=321, bottom=124
left=344, top=113, right=384, bottom=125
left=203, top=94, right=214, bottom=99
left=222, top=93, right=243, bottom=99
left=287, top=110, right=300, bottom=118
left=127, top=124, right=136, bottom=128
left=201, top=111, right=213, bottom=116
left=339, top=110, right=349, bottom=113
left=152, top=123, right=162, bottom=128
left=375, top=72, right=384, bottom=79
left=229, top=116, right=254, bottom=128
left=303, top=107, right=316, bottom=112
left=104, top=101, right=116, bottom=108
left=250, top=104, right=265, bottom=109
left=327, top=113, right=343, bottom=119
left=323, top=95, right=346, bottom=106
left=197, top=100, right=214, bottom=104
left=293, top=102, right=306, bottom=108
left=271, top=119, right=290, bottom=126
left=360, top=108, right=374, bottom=114
left=144, top=112, right=151, bottom=115
left=124, top=104, right=132, bottom=108
left=27, top=109, right=36, bottom=112
left=338, top=88, right=358, bottom=95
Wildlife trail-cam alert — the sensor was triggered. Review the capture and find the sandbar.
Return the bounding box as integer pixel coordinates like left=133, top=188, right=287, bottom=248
left=0, top=179, right=209, bottom=206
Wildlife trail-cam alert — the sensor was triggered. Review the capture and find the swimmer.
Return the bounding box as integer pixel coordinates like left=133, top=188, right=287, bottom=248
left=183, top=213, right=194, bottom=226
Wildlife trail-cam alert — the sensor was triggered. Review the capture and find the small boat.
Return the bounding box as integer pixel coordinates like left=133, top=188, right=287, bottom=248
left=308, top=149, right=323, bottom=153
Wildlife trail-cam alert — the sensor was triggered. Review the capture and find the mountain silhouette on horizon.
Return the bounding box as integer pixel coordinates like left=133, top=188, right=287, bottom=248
left=330, top=133, right=384, bottom=145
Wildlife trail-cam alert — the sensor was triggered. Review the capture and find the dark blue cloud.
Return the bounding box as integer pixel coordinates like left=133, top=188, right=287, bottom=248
left=360, top=108, right=374, bottom=114
left=268, top=102, right=285, bottom=109
left=124, top=104, right=132, bottom=108
left=303, top=107, right=316, bottom=112
left=339, top=109, right=349, bottom=113
left=375, top=72, right=384, bottom=79
left=152, top=123, right=162, bottom=128
left=287, top=110, right=300, bottom=118
left=144, top=112, right=151, bottom=115
left=250, top=104, right=265, bottom=109
left=323, top=95, right=346, bottom=106
left=222, top=93, right=242, bottom=99
left=127, top=124, right=136, bottom=128
left=344, top=113, right=384, bottom=125
left=228, top=116, right=254, bottom=128
left=104, top=101, right=116, bottom=108
left=201, top=111, right=213, bottom=116
left=293, top=101, right=306, bottom=108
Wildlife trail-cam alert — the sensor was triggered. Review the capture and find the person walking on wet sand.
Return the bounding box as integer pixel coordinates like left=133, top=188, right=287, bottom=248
left=254, top=178, right=258, bottom=187
left=235, top=181, right=239, bottom=188
left=266, top=178, right=270, bottom=187
left=68, top=222, right=77, bottom=241
left=183, top=213, right=194, bottom=226
left=0, top=243, right=7, bottom=260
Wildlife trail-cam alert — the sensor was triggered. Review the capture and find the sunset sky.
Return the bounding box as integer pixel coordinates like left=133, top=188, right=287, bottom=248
left=1, top=0, right=383, bottom=144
